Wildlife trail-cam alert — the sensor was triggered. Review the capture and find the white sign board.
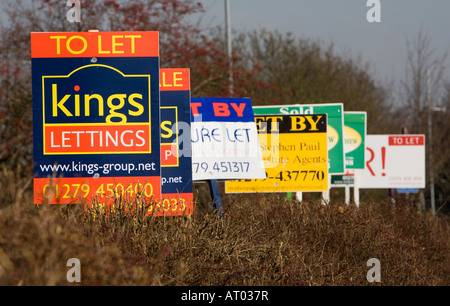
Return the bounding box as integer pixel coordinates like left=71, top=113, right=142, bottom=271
left=358, top=135, right=426, bottom=189
left=191, top=98, right=266, bottom=181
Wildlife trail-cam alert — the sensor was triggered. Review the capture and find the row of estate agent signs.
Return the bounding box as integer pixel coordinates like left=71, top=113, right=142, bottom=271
left=31, top=31, right=426, bottom=216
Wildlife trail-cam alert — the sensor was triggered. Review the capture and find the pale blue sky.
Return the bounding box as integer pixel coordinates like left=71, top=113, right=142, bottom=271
left=197, top=0, right=450, bottom=99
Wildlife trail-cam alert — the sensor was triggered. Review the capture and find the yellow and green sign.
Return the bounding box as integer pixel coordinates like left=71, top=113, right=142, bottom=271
left=253, top=104, right=344, bottom=174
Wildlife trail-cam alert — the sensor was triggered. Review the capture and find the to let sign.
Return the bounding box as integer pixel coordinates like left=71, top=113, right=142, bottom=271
left=158, top=68, right=193, bottom=216
left=358, top=135, right=426, bottom=189
left=31, top=31, right=161, bottom=205
left=190, top=97, right=266, bottom=181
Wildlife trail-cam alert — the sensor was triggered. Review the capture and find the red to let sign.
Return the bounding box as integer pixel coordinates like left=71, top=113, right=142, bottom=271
left=389, top=136, right=424, bottom=146
left=359, top=134, right=426, bottom=189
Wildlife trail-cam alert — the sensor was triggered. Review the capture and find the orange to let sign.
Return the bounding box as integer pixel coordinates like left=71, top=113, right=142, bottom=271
left=159, top=68, right=194, bottom=216
left=31, top=31, right=161, bottom=205
left=30, top=31, right=159, bottom=58
left=160, top=69, right=190, bottom=91
left=359, top=134, right=426, bottom=189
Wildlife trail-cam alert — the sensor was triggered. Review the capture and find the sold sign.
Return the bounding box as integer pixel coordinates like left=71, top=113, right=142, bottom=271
left=359, top=135, right=425, bottom=189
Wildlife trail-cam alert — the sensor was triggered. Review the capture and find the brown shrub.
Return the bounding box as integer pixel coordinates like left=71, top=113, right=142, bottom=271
left=0, top=171, right=449, bottom=286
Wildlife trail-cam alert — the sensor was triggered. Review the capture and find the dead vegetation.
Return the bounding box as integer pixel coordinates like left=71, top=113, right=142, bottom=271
left=0, top=172, right=448, bottom=286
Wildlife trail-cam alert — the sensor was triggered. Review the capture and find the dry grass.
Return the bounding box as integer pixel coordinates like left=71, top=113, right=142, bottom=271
left=0, top=168, right=449, bottom=286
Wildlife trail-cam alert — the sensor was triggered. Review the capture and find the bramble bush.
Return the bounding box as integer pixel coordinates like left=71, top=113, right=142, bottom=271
left=0, top=183, right=448, bottom=286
